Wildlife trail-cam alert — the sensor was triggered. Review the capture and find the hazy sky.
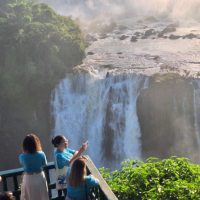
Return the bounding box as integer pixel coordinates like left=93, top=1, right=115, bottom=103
left=40, top=0, right=200, bottom=22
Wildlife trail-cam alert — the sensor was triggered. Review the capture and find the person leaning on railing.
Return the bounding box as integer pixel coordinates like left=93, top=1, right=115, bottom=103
left=19, top=134, right=49, bottom=200
left=66, top=157, right=99, bottom=200
left=52, top=135, right=88, bottom=196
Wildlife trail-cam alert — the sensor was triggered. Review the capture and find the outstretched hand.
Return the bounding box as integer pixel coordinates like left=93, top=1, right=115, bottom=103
left=81, top=141, right=88, bottom=151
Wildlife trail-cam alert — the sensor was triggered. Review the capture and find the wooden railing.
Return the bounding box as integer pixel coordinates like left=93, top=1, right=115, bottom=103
left=0, top=156, right=118, bottom=200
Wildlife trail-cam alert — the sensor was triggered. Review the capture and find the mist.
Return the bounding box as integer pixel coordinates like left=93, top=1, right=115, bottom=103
left=39, top=0, right=200, bottom=24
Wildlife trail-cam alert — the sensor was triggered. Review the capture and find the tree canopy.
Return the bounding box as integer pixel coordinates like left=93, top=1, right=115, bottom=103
left=0, top=0, right=85, bottom=102
left=0, top=0, right=85, bottom=171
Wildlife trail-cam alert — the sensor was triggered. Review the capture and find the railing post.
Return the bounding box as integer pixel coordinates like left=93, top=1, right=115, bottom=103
left=44, top=167, right=52, bottom=198
left=58, top=190, right=62, bottom=197
left=13, top=175, right=20, bottom=200
left=13, top=175, right=19, bottom=191
left=2, top=176, right=8, bottom=191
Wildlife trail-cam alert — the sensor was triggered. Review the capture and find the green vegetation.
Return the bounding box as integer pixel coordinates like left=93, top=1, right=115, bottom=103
left=0, top=0, right=84, bottom=101
left=0, top=0, right=84, bottom=170
left=100, top=157, right=200, bottom=200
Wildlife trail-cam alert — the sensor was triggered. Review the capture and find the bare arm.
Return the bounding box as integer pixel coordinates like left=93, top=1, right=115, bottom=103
left=69, top=143, right=88, bottom=164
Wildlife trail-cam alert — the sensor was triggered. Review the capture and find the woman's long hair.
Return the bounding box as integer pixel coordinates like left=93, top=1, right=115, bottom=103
left=69, top=158, right=86, bottom=187
left=23, top=134, right=42, bottom=154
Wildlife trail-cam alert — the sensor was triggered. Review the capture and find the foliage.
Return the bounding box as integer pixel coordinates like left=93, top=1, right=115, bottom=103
left=0, top=0, right=85, bottom=171
left=0, top=0, right=85, bottom=103
left=100, top=157, right=200, bottom=200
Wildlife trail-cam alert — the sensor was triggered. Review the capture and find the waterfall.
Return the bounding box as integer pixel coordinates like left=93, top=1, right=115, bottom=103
left=193, top=80, right=200, bottom=149
left=51, top=72, right=148, bottom=168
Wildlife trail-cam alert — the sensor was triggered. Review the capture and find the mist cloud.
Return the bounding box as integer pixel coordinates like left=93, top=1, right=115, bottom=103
left=39, top=0, right=200, bottom=23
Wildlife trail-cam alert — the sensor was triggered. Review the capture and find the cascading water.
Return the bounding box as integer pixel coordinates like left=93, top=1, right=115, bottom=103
left=48, top=0, right=200, bottom=166
left=52, top=72, right=148, bottom=168
left=193, top=80, right=200, bottom=149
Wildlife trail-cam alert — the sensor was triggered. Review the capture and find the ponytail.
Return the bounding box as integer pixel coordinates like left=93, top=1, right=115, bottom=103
left=51, top=135, right=64, bottom=147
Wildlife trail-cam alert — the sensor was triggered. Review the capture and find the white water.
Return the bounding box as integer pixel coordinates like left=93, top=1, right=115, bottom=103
left=52, top=73, right=148, bottom=168
left=48, top=0, right=200, bottom=166
left=193, top=80, right=200, bottom=149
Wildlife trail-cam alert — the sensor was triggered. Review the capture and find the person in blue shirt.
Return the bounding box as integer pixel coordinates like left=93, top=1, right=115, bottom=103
left=66, top=157, right=99, bottom=200
left=19, top=151, right=47, bottom=173
left=52, top=135, right=88, bottom=195
left=19, top=134, right=49, bottom=200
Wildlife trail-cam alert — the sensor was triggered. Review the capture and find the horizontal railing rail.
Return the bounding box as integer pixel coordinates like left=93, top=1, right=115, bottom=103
left=0, top=156, right=118, bottom=200
left=0, top=162, right=58, bottom=200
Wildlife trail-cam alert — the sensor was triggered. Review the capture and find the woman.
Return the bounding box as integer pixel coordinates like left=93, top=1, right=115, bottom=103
left=66, top=157, right=99, bottom=200
left=52, top=135, right=88, bottom=193
left=19, top=134, right=49, bottom=200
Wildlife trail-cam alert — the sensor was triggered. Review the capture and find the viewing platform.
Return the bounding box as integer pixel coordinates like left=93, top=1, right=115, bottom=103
left=0, top=156, right=118, bottom=200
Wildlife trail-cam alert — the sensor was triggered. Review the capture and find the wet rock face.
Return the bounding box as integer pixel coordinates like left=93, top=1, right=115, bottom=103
left=87, top=51, right=95, bottom=55
left=169, top=34, right=181, bottom=40
left=158, top=24, right=177, bottom=38
left=85, top=34, right=97, bottom=46
left=134, top=31, right=142, bottom=37
left=162, top=26, right=176, bottom=34
left=144, top=29, right=156, bottom=38
left=119, top=35, right=129, bottom=40
left=130, top=36, right=137, bottom=42
left=137, top=74, right=199, bottom=161
left=99, top=33, right=108, bottom=39
left=183, top=33, right=198, bottom=39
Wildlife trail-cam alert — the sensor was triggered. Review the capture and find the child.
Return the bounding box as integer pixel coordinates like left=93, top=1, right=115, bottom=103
left=19, top=134, right=49, bottom=200
left=52, top=135, right=88, bottom=194
left=66, top=157, right=99, bottom=200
